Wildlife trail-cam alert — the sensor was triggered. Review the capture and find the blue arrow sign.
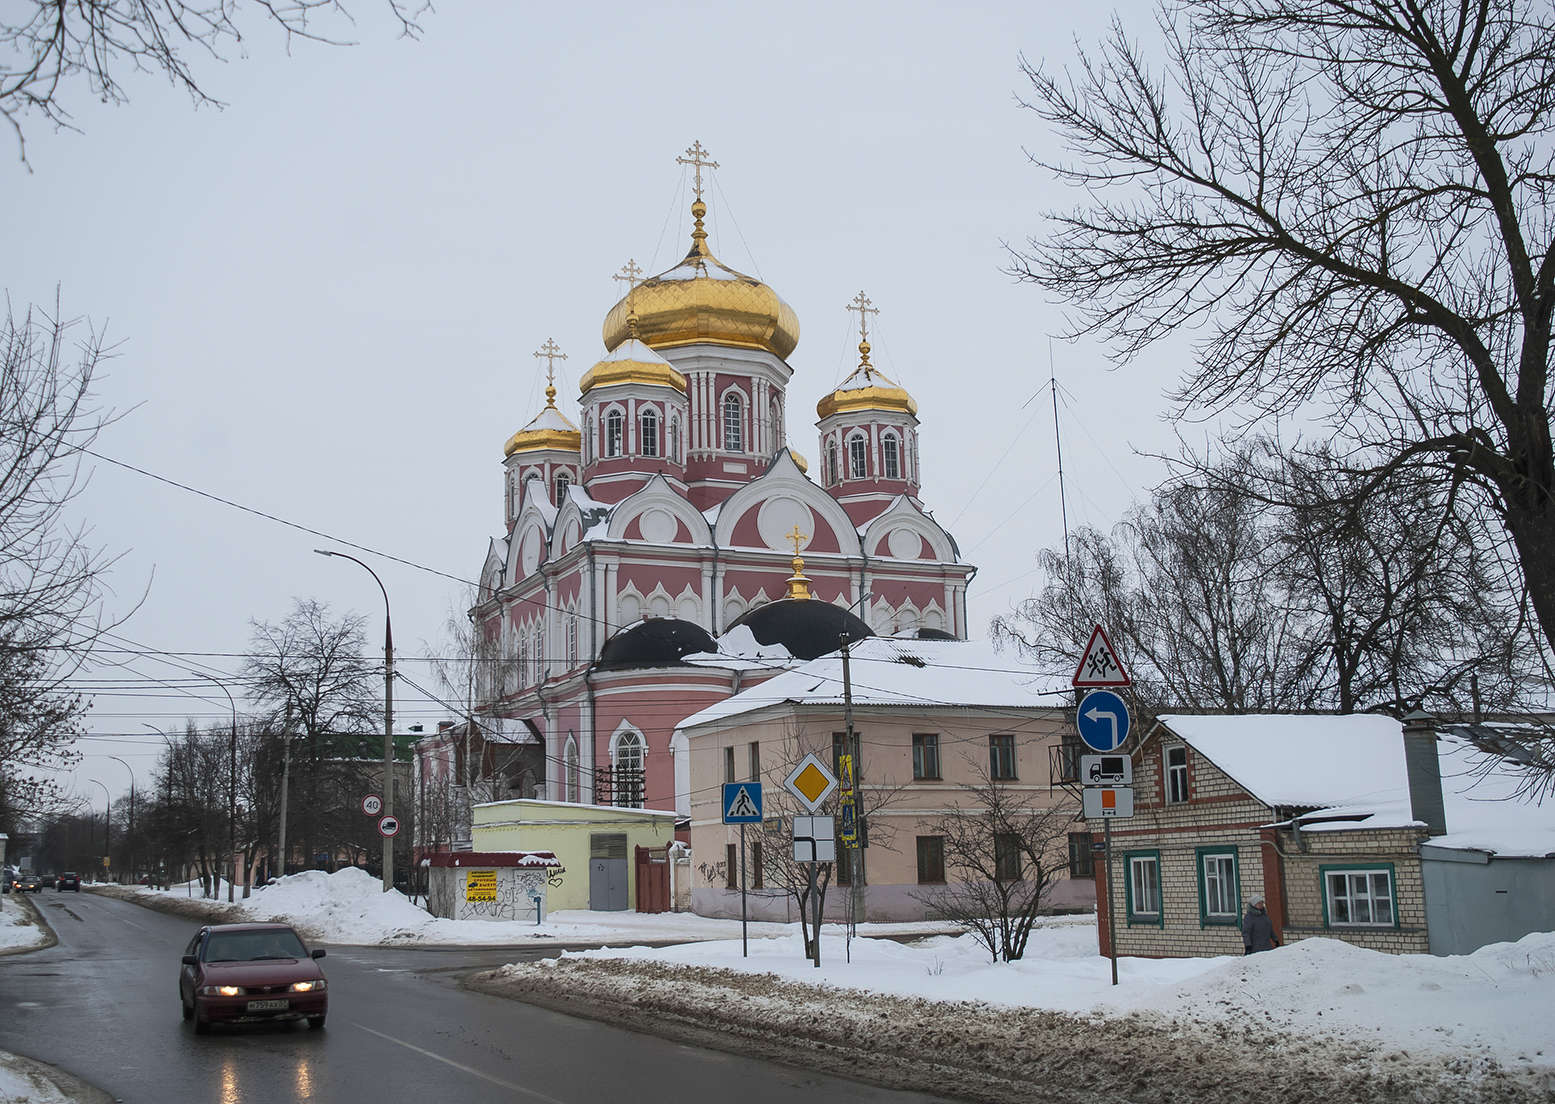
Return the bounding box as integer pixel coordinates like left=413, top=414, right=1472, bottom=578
left=722, top=782, right=764, bottom=824
left=1076, top=689, right=1131, bottom=752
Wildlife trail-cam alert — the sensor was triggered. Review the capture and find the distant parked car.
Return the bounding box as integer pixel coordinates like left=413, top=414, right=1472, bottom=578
left=178, top=923, right=328, bottom=1035
left=56, top=872, right=80, bottom=892
left=15, top=873, right=42, bottom=893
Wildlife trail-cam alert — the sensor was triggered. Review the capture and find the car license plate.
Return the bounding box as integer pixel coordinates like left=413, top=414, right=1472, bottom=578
left=246, top=999, right=288, bottom=1012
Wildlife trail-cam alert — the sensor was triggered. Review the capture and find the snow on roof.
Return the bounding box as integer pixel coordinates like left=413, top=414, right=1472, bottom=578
left=518, top=403, right=578, bottom=433
left=682, top=623, right=798, bottom=672
left=1159, top=714, right=1555, bottom=859
left=676, top=638, right=1066, bottom=732
left=597, top=337, right=674, bottom=364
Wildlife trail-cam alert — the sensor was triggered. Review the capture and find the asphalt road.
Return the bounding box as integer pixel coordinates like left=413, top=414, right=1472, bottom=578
left=1, top=891, right=953, bottom=1104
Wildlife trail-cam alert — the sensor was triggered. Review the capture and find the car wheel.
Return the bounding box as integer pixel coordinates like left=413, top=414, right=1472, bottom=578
left=181, top=993, right=193, bottom=1022
left=307, top=1015, right=326, bottom=1031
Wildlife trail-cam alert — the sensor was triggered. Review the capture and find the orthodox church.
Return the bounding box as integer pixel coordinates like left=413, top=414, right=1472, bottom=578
left=470, top=143, right=974, bottom=819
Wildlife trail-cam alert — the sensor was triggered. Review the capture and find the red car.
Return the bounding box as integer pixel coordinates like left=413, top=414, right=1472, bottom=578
left=178, top=923, right=328, bottom=1034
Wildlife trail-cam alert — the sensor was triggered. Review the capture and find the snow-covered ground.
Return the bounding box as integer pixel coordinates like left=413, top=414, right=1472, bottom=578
left=0, top=901, right=48, bottom=953
left=0, top=1057, right=72, bottom=1104
left=125, top=868, right=953, bottom=946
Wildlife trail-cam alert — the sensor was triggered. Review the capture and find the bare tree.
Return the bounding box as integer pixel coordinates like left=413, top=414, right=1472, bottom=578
left=1018, top=0, right=1555, bottom=664
left=1, top=0, right=425, bottom=161
left=0, top=299, right=130, bottom=832
left=915, top=767, right=1075, bottom=963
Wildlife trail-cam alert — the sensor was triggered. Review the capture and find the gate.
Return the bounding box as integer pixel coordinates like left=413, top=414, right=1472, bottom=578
left=635, top=845, right=670, bottom=914
left=588, top=833, right=628, bottom=911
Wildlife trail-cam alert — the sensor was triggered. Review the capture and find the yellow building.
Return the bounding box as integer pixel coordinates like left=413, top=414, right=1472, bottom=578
left=472, top=799, right=676, bottom=912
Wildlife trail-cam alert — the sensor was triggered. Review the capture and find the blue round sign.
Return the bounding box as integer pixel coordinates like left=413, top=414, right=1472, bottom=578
left=1076, top=689, right=1131, bottom=752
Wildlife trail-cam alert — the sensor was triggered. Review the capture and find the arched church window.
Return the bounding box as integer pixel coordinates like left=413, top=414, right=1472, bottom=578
left=582, top=415, right=592, bottom=463
left=605, top=410, right=624, bottom=458
left=723, top=393, right=744, bottom=452
left=848, top=433, right=868, bottom=479
left=669, top=416, right=681, bottom=462
left=613, top=730, right=645, bottom=809
left=882, top=433, right=900, bottom=479
left=565, top=736, right=579, bottom=804
left=554, top=471, right=570, bottom=507
left=827, top=441, right=838, bottom=486
left=640, top=408, right=659, bottom=458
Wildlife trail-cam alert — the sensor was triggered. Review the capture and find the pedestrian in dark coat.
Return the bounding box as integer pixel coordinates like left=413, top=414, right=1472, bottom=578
left=1242, top=895, right=1279, bottom=953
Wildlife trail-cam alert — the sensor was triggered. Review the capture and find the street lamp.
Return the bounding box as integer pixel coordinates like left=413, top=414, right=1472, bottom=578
left=87, top=778, right=110, bottom=878
left=198, top=675, right=239, bottom=903
left=107, top=755, right=136, bottom=883
left=315, top=549, right=395, bottom=893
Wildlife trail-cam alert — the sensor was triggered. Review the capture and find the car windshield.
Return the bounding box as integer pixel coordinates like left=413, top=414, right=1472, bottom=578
left=204, top=930, right=308, bottom=962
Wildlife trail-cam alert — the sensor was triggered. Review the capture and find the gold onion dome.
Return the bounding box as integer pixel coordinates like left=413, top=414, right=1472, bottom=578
left=505, top=382, right=582, bottom=457
left=601, top=200, right=800, bottom=360
left=816, top=340, right=918, bottom=419
left=579, top=338, right=688, bottom=394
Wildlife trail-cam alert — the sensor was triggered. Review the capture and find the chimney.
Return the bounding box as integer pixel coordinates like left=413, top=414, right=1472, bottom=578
left=1401, top=709, right=1447, bottom=837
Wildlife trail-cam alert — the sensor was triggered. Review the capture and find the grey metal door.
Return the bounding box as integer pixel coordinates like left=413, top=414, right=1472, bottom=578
left=589, top=833, right=628, bottom=911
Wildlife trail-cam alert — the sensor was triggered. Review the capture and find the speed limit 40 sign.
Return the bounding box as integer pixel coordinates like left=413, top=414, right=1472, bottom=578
left=361, top=794, right=382, bottom=816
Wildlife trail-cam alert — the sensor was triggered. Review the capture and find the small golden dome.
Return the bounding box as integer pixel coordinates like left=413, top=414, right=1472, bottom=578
left=579, top=338, right=688, bottom=395
left=602, top=200, right=800, bottom=360
left=787, top=447, right=809, bottom=474
left=816, top=341, right=918, bottom=419
left=505, top=384, right=582, bottom=457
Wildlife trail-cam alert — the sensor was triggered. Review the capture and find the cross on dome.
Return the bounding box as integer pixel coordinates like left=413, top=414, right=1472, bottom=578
left=846, top=290, right=880, bottom=371
left=533, top=338, right=567, bottom=405
left=676, top=140, right=719, bottom=202
left=614, top=259, right=644, bottom=290
left=786, top=525, right=808, bottom=555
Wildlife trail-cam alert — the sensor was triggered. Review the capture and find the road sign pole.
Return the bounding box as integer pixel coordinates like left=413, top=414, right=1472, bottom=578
left=1105, top=817, right=1118, bottom=986
left=809, top=861, right=821, bottom=968
left=740, top=822, right=748, bottom=959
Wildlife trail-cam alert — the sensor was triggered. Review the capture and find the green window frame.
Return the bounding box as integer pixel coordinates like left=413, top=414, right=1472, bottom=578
left=1320, top=863, right=1399, bottom=929
left=1196, top=846, right=1240, bottom=927
left=1123, top=849, right=1163, bottom=927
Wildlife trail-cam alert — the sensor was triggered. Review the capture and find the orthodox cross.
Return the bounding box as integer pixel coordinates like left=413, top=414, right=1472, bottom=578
left=845, top=290, right=879, bottom=344
left=786, top=525, right=809, bottom=556
left=533, top=338, right=567, bottom=396
left=613, top=258, right=644, bottom=292
left=676, top=140, right=719, bottom=201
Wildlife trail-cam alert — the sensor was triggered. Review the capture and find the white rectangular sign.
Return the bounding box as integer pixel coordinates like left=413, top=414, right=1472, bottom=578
left=792, top=815, right=837, bottom=864
left=1081, top=754, right=1132, bottom=786
left=1082, top=786, right=1134, bottom=819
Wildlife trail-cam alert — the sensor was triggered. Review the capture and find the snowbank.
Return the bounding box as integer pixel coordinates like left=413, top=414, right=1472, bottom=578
left=0, top=902, right=48, bottom=952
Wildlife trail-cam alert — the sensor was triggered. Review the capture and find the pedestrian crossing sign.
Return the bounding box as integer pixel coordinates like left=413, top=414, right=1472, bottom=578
left=722, top=782, right=764, bottom=824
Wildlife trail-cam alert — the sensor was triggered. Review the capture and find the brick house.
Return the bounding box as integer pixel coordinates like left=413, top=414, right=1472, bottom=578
left=1087, top=713, right=1554, bottom=958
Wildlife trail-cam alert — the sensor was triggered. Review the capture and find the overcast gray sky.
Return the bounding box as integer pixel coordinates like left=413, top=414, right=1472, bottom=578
left=6, top=0, right=1190, bottom=807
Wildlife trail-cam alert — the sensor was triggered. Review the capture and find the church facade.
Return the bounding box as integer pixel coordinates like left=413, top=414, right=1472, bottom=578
left=471, top=145, right=975, bottom=820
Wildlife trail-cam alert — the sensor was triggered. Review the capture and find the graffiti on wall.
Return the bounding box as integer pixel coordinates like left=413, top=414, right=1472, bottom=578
left=455, top=867, right=562, bottom=922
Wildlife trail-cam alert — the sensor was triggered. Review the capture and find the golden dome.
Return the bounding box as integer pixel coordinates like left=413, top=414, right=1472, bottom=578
left=816, top=341, right=918, bottom=419
left=601, top=200, right=799, bottom=360
left=504, top=384, right=581, bottom=457
left=579, top=338, right=688, bottom=395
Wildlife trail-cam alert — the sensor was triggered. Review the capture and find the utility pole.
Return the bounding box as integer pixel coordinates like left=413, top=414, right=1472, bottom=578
left=840, top=635, right=863, bottom=932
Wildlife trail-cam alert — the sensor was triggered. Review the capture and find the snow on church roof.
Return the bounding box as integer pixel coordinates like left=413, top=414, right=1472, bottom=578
left=676, top=638, right=1066, bottom=732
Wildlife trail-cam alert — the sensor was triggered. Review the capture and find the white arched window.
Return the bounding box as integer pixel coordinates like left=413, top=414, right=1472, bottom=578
left=669, top=416, right=680, bottom=462
left=565, top=613, right=578, bottom=667
left=565, top=736, right=579, bottom=803
left=605, top=410, right=624, bottom=458
left=827, top=441, right=838, bottom=486
left=613, top=730, right=645, bottom=808
left=848, top=433, right=868, bottom=479
left=640, top=408, right=659, bottom=457
left=554, top=471, right=570, bottom=506
left=722, top=393, right=744, bottom=452
left=582, top=414, right=592, bottom=463
left=882, top=432, right=900, bottom=479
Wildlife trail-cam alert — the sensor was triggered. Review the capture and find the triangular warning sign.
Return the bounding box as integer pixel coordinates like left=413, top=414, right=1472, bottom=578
left=1072, top=624, right=1131, bottom=688
left=726, top=786, right=761, bottom=820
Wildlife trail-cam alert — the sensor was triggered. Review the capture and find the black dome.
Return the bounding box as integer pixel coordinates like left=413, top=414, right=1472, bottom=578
left=595, top=618, right=718, bottom=670
left=726, top=599, right=873, bottom=661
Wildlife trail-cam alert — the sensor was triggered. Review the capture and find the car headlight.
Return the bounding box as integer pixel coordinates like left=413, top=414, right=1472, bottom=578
left=289, top=979, right=326, bottom=993
left=199, top=985, right=244, bottom=997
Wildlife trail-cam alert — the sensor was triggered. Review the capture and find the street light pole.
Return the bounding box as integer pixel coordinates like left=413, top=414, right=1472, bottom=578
left=315, top=549, right=395, bottom=893
left=107, top=756, right=136, bottom=883
left=87, top=778, right=110, bottom=878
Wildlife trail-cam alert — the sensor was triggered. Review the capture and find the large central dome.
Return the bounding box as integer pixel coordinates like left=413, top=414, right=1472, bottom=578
left=602, top=200, right=800, bottom=360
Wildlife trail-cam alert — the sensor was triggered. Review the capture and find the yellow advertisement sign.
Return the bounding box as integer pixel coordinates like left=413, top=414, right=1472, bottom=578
left=465, top=870, right=497, bottom=902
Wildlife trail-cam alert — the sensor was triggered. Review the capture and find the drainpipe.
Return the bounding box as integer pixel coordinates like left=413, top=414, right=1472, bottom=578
left=1402, top=710, right=1447, bottom=837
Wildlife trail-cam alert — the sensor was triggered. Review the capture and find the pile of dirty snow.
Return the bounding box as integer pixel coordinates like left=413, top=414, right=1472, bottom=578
left=0, top=902, right=48, bottom=952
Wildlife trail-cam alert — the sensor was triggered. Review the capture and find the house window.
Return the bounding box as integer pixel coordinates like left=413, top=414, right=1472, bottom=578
left=554, top=471, right=570, bottom=506
left=916, top=836, right=946, bottom=884
left=1198, top=847, right=1239, bottom=925
left=723, top=393, right=744, bottom=452
left=1166, top=745, right=1189, bottom=803
left=994, top=832, right=1022, bottom=882
left=912, top=733, right=941, bottom=780
left=640, top=408, right=659, bottom=457
left=605, top=410, right=624, bottom=458
left=836, top=841, right=852, bottom=886
left=848, top=433, right=867, bottom=478
left=1323, top=866, right=1396, bottom=927
left=989, top=733, right=1016, bottom=780
left=1126, top=851, right=1162, bottom=924
left=882, top=433, right=900, bottom=479
left=724, top=746, right=736, bottom=784
left=748, top=741, right=760, bottom=782
left=1068, top=831, right=1094, bottom=878
left=752, top=840, right=764, bottom=889
left=827, top=441, right=838, bottom=486
left=613, top=731, right=644, bottom=808
left=726, top=843, right=738, bottom=889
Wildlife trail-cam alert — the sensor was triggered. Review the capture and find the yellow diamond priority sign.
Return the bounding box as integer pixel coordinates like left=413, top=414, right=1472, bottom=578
left=783, top=752, right=839, bottom=812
